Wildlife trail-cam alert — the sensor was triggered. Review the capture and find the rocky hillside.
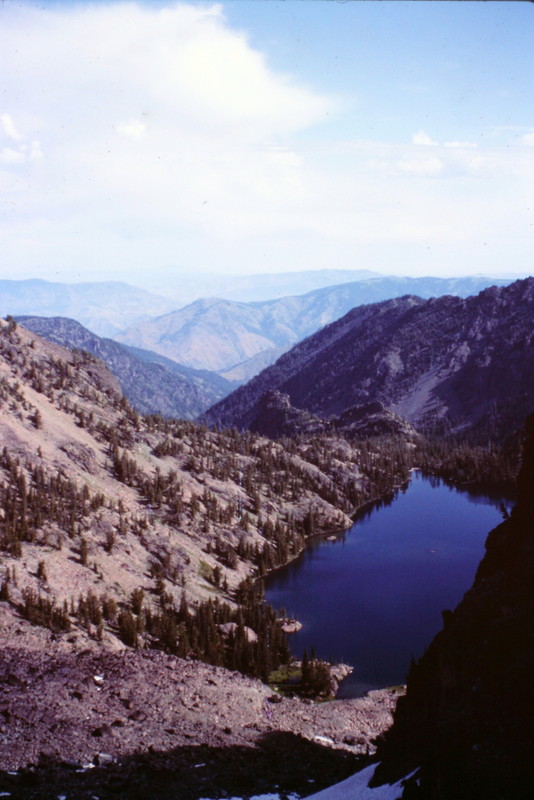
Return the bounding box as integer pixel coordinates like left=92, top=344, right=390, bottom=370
left=0, top=316, right=413, bottom=796
left=204, top=279, right=534, bottom=443
left=116, top=275, right=511, bottom=380
left=0, top=317, right=411, bottom=624
left=0, top=322, right=411, bottom=628
left=0, top=279, right=176, bottom=337
left=371, top=414, right=534, bottom=799
left=17, top=315, right=233, bottom=419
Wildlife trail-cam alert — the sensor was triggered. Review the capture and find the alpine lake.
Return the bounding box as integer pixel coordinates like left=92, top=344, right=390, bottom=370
left=264, top=470, right=511, bottom=697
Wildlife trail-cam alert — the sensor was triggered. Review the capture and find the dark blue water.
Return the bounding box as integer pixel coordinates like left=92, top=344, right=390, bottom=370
left=265, top=471, right=509, bottom=697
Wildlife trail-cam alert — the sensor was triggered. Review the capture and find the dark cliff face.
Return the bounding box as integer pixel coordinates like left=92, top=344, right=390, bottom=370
left=204, top=279, right=534, bottom=443
left=372, top=416, right=534, bottom=799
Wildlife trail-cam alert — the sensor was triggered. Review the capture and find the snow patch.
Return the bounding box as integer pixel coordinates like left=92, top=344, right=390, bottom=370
left=304, top=764, right=418, bottom=800
left=198, top=795, right=300, bottom=800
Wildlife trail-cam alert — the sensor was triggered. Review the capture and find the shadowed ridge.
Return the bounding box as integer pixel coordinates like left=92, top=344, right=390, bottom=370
left=371, top=414, right=534, bottom=799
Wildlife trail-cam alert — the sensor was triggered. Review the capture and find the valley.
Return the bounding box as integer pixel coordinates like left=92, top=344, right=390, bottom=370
left=115, top=274, right=513, bottom=380
left=0, top=273, right=531, bottom=800
left=15, top=315, right=234, bottom=420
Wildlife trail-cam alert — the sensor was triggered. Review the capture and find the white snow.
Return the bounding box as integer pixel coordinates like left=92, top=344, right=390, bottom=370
left=303, top=764, right=417, bottom=800
left=198, top=794, right=300, bottom=800
left=196, top=766, right=416, bottom=800
left=313, top=735, right=335, bottom=745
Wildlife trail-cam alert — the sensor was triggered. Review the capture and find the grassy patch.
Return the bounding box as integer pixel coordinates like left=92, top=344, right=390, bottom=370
left=268, top=663, right=302, bottom=696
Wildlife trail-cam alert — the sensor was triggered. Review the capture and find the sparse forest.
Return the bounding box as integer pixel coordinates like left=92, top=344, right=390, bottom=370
left=0, top=317, right=523, bottom=693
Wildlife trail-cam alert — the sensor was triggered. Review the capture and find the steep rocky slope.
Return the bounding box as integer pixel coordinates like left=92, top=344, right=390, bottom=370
left=0, top=279, right=175, bottom=337
left=0, top=634, right=399, bottom=798
left=204, top=279, right=534, bottom=443
left=371, top=415, right=534, bottom=799
left=116, top=275, right=511, bottom=379
left=17, top=315, right=233, bottom=419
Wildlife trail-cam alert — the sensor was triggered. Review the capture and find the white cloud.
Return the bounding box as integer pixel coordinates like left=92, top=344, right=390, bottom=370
left=0, top=147, right=25, bottom=165
left=0, top=3, right=532, bottom=281
left=29, top=140, right=44, bottom=160
left=1, top=113, right=22, bottom=142
left=396, top=156, right=444, bottom=176
left=116, top=119, right=147, bottom=142
left=0, top=109, right=43, bottom=164
left=522, top=132, right=534, bottom=146
left=412, top=130, right=438, bottom=146
left=444, top=141, right=477, bottom=149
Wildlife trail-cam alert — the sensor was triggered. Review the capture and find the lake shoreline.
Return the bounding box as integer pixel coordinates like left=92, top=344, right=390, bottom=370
left=265, top=471, right=506, bottom=694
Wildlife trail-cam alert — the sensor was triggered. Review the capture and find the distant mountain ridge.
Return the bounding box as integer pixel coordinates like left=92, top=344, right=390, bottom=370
left=203, top=278, right=534, bottom=443
left=116, top=274, right=513, bottom=379
left=0, top=278, right=176, bottom=337
left=144, top=268, right=383, bottom=305
left=17, top=316, right=233, bottom=419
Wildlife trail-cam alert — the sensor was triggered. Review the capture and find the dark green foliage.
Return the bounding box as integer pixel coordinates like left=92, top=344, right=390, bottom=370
left=415, top=436, right=519, bottom=492
left=141, top=581, right=290, bottom=681
left=301, top=650, right=333, bottom=697
left=0, top=574, right=10, bottom=601
left=130, top=587, right=144, bottom=615
left=0, top=447, right=106, bottom=559
left=118, top=609, right=138, bottom=647
left=20, top=587, right=70, bottom=632
left=79, top=536, right=88, bottom=566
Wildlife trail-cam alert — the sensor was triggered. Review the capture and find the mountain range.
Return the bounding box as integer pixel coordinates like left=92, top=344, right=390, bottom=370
left=116, top=274, right=513, bottom=380
left=138, top=268, right=383, bottom=305
left=0, top=278, right=176, bottom=337
left=204, top=278, right=534, bottom=443
left=16, top=315, right=233, bottom=419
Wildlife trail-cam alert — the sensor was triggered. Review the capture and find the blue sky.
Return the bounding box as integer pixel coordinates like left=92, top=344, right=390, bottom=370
left=0, top=0, right=532, bottom=287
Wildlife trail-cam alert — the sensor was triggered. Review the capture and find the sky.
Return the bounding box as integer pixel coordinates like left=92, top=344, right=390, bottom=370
left=0, top=0, right=533, bottom=288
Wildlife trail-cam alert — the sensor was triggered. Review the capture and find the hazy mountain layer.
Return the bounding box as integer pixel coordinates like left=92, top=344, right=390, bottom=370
left=145, top=267, right=382, bottom=305
left=17, top=315, right=233, bottom=419
left=116, top=275, right=512, bottom=376
left=0, top=278, right=175, bottom=337
left=204, top=279, right=534, bottom=443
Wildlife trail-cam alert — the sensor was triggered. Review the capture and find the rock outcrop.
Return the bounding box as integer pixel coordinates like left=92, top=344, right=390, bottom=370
left=248, top=392, right=417, bottom=442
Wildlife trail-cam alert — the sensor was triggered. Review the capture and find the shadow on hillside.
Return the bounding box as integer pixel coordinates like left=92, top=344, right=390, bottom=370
left=0, top=731, right=371, bottom=800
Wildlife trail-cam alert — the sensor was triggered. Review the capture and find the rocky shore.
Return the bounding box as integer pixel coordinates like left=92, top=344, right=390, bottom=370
left=0, top=623, right=399, bottom=799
